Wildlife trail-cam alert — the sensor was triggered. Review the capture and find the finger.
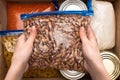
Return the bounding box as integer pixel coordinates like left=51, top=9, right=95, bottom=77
left=87, top=26, right=97, bottom=42
left=27, top=26, right=37, bottom=44
left=79, top=27, right=88, bottom=43
left=25, top=63, right=29, bottom=72
left=17, top=33, right=25, bottom=44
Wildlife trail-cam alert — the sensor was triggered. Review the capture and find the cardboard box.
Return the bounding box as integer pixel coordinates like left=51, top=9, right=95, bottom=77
left=0, top=0, right=119, bottom=80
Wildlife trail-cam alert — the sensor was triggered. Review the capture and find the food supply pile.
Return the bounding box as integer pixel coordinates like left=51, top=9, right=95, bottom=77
left=0, top=0, right=119, bottom=80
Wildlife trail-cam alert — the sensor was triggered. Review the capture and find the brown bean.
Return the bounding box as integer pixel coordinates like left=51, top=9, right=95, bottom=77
left=24, top=14, right=90, bottom=72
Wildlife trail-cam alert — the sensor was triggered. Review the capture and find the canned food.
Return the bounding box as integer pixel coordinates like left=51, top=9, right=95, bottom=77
left=60, top=70, right=85, bottom=80
left=59, top=1, right=87, bottom=80
left=59, top=0, right=88, bottom=11
left=101, top=51, right=120, bottom=80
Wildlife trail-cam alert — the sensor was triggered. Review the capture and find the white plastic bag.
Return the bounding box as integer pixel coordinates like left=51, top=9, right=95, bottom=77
left=91, top=1, right=115, bottom=50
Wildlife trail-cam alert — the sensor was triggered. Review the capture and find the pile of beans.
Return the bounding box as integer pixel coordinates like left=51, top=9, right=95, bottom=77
left=24, top=14, right=90, bottom=72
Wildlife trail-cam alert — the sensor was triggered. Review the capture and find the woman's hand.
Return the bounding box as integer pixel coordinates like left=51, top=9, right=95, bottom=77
left=80, top=26, right=110, bottom=80
left=12, top=26, right=37, bottom=69
left=5, top=26, right=37, bottom=80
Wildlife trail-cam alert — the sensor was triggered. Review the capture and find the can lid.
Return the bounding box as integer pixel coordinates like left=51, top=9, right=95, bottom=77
left=59, top=0, right=88, bottom=11
left=60, top=70, right=85, bottom=80
left=101, top=51, right=120, bottom=80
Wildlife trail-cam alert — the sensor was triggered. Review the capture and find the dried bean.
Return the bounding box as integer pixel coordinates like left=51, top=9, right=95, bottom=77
left=24, top=14, right=90, bottom=72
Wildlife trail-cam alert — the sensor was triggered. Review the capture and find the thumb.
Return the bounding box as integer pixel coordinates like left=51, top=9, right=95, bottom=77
left=87, top=26, right=97, bottom=42
left=27, top=26, right=37, bottom=44
left=79, top=27, right=88, bottom=43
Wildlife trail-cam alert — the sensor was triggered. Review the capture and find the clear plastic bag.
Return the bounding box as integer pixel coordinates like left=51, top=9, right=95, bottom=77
left=0, top=30, right=61, bottom=78
left=7, top=0, right=59, bottom=30
left=22, top=12, right=92, bottom=72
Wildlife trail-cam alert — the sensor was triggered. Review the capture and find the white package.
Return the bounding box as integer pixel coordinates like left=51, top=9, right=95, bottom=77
left=91, top=1, right=115, bottom=50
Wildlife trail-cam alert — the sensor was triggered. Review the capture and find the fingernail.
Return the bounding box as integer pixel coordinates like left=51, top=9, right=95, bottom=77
left=32, top=26, right=36, bottom=30
left=80, top=27, right=85, bottom=31
left=31, top=26, right=36, bottom=32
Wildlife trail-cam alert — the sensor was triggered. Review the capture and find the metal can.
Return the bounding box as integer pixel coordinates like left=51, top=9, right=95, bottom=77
left=60, top=70, right=85, bottom=80
left=59, top=1, right=87, bottom=79
left=101, top=51, right=120, bottom=80
left=59, top=0, right=88, bottom=11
